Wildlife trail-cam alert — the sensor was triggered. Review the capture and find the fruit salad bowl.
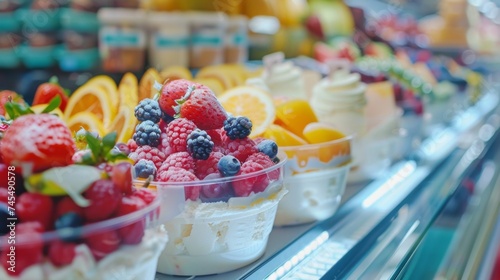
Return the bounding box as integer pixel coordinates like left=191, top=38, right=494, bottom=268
left=133, top=153, right=287, bottom=276
left=274, top=136, right=353, bottom=226
left=0, top=192, right=167, bottom=280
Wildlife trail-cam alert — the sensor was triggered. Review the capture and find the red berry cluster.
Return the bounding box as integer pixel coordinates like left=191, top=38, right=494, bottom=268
left=129, top=79, right=281, bottom=202
left=0, top=165, right=157, bottom=276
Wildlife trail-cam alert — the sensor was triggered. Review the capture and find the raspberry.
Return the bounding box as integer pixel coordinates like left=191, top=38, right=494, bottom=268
left=0, top=188, right=8, bottom=203
left=206, top=128, right=224, bottom=147
left=133, top=188, right=156, bottom=205
left=187, top=129, right=214, bottom=160
left=223, top=116, right=252, bottom=140
left=55, top=212, right=84, bottom=242
left=83, top=179, right=121, bottom=222
left=232, top=161, right=269, bottom=196
left=157, top=167, right=200, bottom=201
left=195, top=151, right=224, bottom=179
left=17, top=193, right=53, bottom=230
left=167, top=118, right=197, bottom=153
left=218, top=155, right=241, bottom=177
left=135, top=98, right=162, bottom=123
left=127, top=139, right=138, bottom=153
left=199, top=173, right=235, bottom=203
left=112, top=162, right=133, bottom=195
left=158, top=131, right=171, bottom=155
left=133, top=120, right=162, bottom=147
left=246, top=152, right=279, bottom=180
left=225, top=137, right=258, bottom=162
left=134, top=159, right=157, bottom=179
left=85, top=230, right=121, bottom=261
left=257, top=140, right=278, bottom=159
left=129, top=145, right=167, bottom=170
left=115, top=195, right=146, bottom=245
left=48, top=241, right=77, bottom=267
left=1, top=224, right=43, bottom=276
left=158, top=152, right=195, bottom=174
left=55, top=197, right=84, bottom=218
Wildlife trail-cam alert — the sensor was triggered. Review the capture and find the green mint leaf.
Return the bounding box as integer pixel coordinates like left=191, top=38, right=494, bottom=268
left=41, top=96, right=61, bottom=113
left=85, top=132, right=102, bottom=160
left=4, top=102, right=17, bottom=120
left=102, top=132, right=117, bottom=156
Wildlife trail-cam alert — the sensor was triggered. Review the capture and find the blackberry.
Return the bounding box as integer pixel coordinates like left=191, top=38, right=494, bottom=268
left=135, top=98, right=162, bottom=123
left=134, top=159, right=157, bottom=179
left=187, top=129, right=214, bottom=160
left=133, top=120, right=161, bottom=147
left=223, top=116, right=252, bottom=140
left=257, top=140, right=278, bottom=159
left=217, top=155, right=241, bottom=177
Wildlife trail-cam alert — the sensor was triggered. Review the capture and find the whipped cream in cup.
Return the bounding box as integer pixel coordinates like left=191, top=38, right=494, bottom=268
left=145, top=153, right=288, bottom=276
left=275, top=136, right=353, bottom=226
left=0, top=196, right=168, bottom=280
left=310, top=62, right=368, bottom=136
left=261, top=52, right=308, bottom=100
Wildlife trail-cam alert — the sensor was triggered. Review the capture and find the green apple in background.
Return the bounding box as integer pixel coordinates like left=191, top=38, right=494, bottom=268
left=306, top=0, right=355, bottom=40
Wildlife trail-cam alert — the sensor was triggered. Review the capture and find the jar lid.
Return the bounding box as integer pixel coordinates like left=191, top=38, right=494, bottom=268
left=187, top=11, right=227, bottom=25
left=147, top=12, right=187, bottom=26
left=97, top=8, right=146, bottom=25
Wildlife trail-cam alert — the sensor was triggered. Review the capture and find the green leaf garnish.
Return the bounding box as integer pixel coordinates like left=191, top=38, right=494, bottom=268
left=85, top=132, right=102, bottom=161
left=41, top=95, right=61, bottom=113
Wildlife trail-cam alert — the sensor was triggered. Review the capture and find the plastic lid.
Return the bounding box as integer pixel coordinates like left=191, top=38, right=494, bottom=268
left=97, top=8, right=146, bottom=25
left=147, top=12, right=187, bottom=26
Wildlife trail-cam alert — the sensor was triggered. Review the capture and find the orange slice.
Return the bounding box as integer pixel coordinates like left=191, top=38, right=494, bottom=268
left=106, top=105, right=137, bottom=144
left=302, top=122, right=346, bottom=144
left=30, top=104, right=65, bottom=121
left=196, top=66, right=235, bottom=90
left=64, top=84, right=115, bottom=128
left=119, top=72, right=138, bottom=106
left=219, top=86, right=276, bottom=138
left=84, top=75, right=119, bottom=113
left=160, top=66, right=193, bottom=81
left=139, top=68, right=162, bottom=100
left=67, top=111, right=106, bottom=136
left=275, top=100, right=318, bottom=138
left=263, top=124, right=307, bottom=147
left=193, top=77, right=225, bottom=96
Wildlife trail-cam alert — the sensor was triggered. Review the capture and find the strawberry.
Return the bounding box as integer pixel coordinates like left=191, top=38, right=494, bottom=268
left=0, top=114, right=76, bottom=172
left=32, top=77, right=69, bottom=111
left=115, top=195, right=146, bottom=244
left=159, top=79, right=198, bottom=117
left=175, top=87, right=227, bottom=130
left=0, top=90, right=25, bottom=117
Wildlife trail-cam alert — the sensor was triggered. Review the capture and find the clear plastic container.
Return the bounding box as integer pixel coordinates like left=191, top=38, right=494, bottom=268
left=0, top=196, right=167, bottom=280
left=224, top=15, right=248, bottom=64
left=135, top=153, right=287, bottom=276
left=188, top=12, right=227, bottom=68
left=147, top=12, right=189, bottom=70
left=97, top=8, right=146, bottom=72
left=275, top=137, right=353, bottom=226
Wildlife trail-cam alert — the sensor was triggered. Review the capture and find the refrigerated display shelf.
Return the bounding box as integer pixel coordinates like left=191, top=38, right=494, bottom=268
left=151, top=86, right=499, bottom=280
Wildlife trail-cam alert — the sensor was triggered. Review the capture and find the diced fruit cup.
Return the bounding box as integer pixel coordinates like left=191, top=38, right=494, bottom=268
left=133, top=153, right=287, bottom=276
left=274, top=136, right=353, bottom=226
left=0, top=194, right=167, bottom=280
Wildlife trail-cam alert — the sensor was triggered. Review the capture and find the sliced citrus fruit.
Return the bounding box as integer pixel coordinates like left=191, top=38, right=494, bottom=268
left=193, top=77, right=225, bottom=96
left=67, top=111, right=106, bottom=136
left=106, top=105, right=137, bottom=144
left=64, top=84, right=115, bottom=128
left=196, top=66, right=235, bottom=90
left=219, top=86, right=276, bottom=138
left=139, top=68, right=162, bottom=100
left=160, top=66, right=193, bottom=81
left=84, top=75, right=119, bottom=113
left=275, top=100, right=318, bottom=138
left=263, top=124, right=307, bottom=147
left=119, top=72, right=138, bottom=104
left=30, top=104, right=65, bottom=120
left=302, top=122, right=346, bottom=144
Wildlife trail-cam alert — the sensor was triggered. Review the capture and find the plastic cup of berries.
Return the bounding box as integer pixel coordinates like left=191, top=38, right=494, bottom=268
left=274, top=136, right=354, bottom=226
left=132, top=152, right=288, bottom=276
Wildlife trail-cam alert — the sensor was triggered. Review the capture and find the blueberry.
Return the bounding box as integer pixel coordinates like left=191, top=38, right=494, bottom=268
left=257, top=140, right=278, bottom=159
left=218, top=155, right=241, bottom=177
left=0, top=203, right=14, bottom=235
left=134, top=159, right=157, bottom=179
left=55, top=212, right=84, bottom=242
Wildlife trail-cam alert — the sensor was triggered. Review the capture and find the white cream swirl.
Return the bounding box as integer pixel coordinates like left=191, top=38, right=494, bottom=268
left=262, top=61, right=307, bottom=100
